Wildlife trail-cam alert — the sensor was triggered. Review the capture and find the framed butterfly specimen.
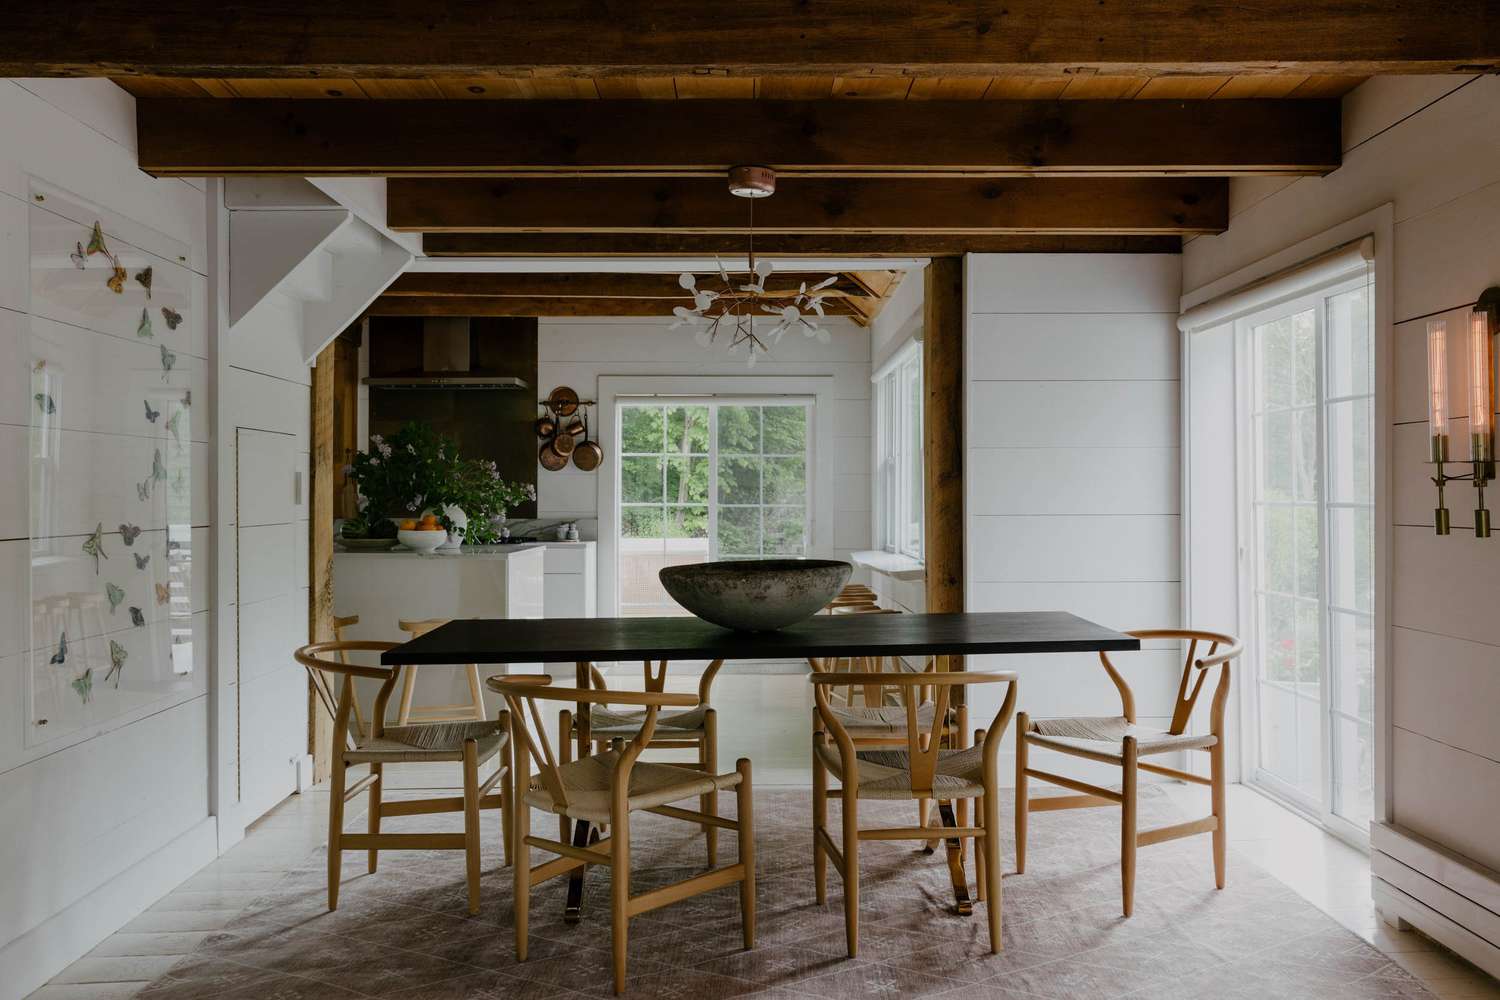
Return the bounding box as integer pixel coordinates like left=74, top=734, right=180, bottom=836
left=119, top=522, right=141, bottom=546
left=160, top=344, right=176, bottom=380
left=69, top=242, right=86, bottom=269
left=129, top=606, right=145, bottom=627
left=49, top=632, right=67, bottom=665
left=72, top=669, right=94, bottom=704
left=105, top=641, right=127, bottom=687
left=34, top=393, right=56, bottom=415
left=135, top=266, right=152, bottom=298
left=136, top=479, right=152, bottom=502
left=161, top=306, right=183, bottom=330
left=82, top=522, right=107, bottom=573
left=137, top=307, right=153, bottom=339
left=105, top=582, right=125, bottom=614
left=144, top=400, right=161, bottom=423
left=134, top=553, right=150, bottom=570
left=166, top=409, right=183, bottom=447
left=155, top=583, right=170, bottom=605
left=151, top=449, right=167, bottom=483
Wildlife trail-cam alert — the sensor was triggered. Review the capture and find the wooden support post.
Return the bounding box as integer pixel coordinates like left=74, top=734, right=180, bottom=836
left=309, top=342, right=336, bottom=783
left=924, top=257, right=964, bottom=623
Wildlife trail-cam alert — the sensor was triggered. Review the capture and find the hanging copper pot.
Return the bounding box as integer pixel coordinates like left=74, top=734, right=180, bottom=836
left=545, top=385, right=579, bottom=417
left=572, top=410, right=603, bottom=472
left=535, top=415, right=557, bottom=438
left=538, top=439, right=568, bottom=471
left=562, top=416, right=585, bottom=438
left=551, top=428, right=577, bottom=456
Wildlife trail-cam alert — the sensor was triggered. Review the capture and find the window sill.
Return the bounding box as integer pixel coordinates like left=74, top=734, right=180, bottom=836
left=850, top=549, right=925, bottom=581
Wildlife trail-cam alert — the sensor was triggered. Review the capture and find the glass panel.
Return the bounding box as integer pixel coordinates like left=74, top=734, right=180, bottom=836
left=1295, top=597, right=1321, bottom=685
left=1262, top=411, right=1294, bottom=500
left=717, top=405, right=760, bottom=454
left=763, top=506, right=806, bottom=555
left=718, top=456, right=761, bottom=505
left=1261, top=506, right=1295, bottom=595
left=1260, top=593, right=1297, bottom=682
left=1258, top=682, right=1299, bottom=788
left=1294, top=691, right=1323, bottom=802
left=1328, top=610, right=1374, bottom=721
left=1332, top=716, right=1375, bottom=831
left=1327, top=285, right=1373, bottom=399
left=1328, top=507, right=1373, bottom=613
left=620, top=456, right=663, bottom=504
left=717, top=506, right=761, bottom=556
left=665, top=404, right=709, bottom=455
left=763, top=456, right=806, bottom=505
left=761, top=405, right=806, bottom=454
left=621, top=506, right=664, bottom=539
left=1294, top=408, right=1319, bottom=501
left=1258, top=316, right=1294, bottom=408
left=1293, top=309, right=1318, bottom=406
left=620, top=406, right=664, bottom=453
left=1295, top=506, right=1321, bottom=598
left=664, top=456, right=708, bottom=507
left=1327, top=399, right=1372, bottom=504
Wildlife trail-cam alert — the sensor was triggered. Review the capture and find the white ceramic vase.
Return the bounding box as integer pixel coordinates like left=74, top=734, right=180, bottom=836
left=439, top=504, right=468, bottom=549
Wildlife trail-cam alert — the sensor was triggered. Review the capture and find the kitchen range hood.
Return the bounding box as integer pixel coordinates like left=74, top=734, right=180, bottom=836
left=362, top=316, right=530, bottom=389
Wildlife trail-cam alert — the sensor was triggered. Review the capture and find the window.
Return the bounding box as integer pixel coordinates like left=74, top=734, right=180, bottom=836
left=874, top=341, right=923, bottom=560
left=617, top=399, right=812, bottom=615
left=1241, top=273, right=1374, bottom=839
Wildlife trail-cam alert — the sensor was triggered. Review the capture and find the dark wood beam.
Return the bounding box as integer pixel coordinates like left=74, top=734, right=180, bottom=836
left=7, top=3, right=1496, bottom=78
left=389, top=177, right=1227, bottom=235
left=421, top=233, right=1183, bottom=256
left=924, top=258, right=964, bottom=624
left=383, top=271, right=869, bottom=301
left=135, top=98, right=1340, bottom=177
left=366, top=295, right=867, bottom=319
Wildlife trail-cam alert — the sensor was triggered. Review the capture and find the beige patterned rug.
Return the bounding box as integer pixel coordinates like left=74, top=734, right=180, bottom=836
left=135, top=788, right=1432, bottom=999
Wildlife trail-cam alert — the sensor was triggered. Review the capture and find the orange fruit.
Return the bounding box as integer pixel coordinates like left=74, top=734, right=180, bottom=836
left=400, top=519, right=417, bottom=530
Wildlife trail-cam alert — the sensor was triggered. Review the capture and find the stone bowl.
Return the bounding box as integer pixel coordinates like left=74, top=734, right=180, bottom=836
left=659, top=559, right=852, bottom=632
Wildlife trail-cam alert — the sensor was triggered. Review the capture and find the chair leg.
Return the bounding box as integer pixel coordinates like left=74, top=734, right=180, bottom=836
left=1121, top=735, right=1138, bottom=918
left=1015, top=713, right=1030, bottom=874
left=736, top=758, right=756, bottom=949
left=462, top=739, right=482, bottom=916
left=702, top=710, right=719, bottom=867
left=367, top=762, right=382, bottom=874
left=500, top=713, right=515, bottom=868
left=327, top=753, right=346, bottom=911
left=397, top=663, right=418, bottom=726
left=1210, top=738, right=1227, bottom=890
left=611, top=805, right=631, bottom=995
left=466, top=663, right=486, bottom=720
left=514, top=760, right=531, bottom=961
left=842, top=789, right=860, bottom=958
left=558, top=710, right=574, bottom=846
left=973, top=728, right=987, bottom=901
left=956, top=705, right=970, bottom=867
left=983, top=790, right=1003, bottom=953
left=812, top=734, right=828, bottom=906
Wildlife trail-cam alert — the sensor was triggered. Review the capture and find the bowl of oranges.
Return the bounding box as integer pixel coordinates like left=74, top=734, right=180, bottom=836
left=396, top=513, right=448, bottom=553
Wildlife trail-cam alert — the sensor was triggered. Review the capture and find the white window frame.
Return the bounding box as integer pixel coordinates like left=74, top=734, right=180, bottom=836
left=872, top=339, right=923, bottom=562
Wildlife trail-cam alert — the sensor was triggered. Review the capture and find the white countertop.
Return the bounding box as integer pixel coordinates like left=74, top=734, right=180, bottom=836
left=335, top=543, right=550, bottom=558
left=850, top=549, right=926, bottom=581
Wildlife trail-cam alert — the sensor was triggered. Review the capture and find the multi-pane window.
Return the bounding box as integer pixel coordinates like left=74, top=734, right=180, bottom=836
left=1244, top=274, right=1373, bottom=837
left=617, top=400, right=811, bottom=615
left=875, top=342, right=923, bottom=560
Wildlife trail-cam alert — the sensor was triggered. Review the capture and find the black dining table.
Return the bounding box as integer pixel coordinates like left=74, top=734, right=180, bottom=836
left=383, top=610, right=1139, bottom=920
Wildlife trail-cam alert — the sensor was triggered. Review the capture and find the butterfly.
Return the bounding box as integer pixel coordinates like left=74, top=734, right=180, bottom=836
left=85, top=221, right=108, bottom=256
left=69, top=242, right=86, bottom=269
left=34, top=393, right=55, bottom=415
left=134, top=553, right=150, bottom=570
left=105, top=640, right=127, bottom=687
left=144, top=400, right=160, bottom=423
left=152, top=449, right=167, bottom=482
left=166, top=409, right=183, bottom=447
left=82, top=522, right=108, bottom=573
left=160, top=344, right=176, bottom=380
left=72, top=669, right=94, bottom=704
left=161, top=306, right=183, bottom=330
left=105, top=582, right=125, bottom=614
left=129, top=606, right=145, bottom=627
left=136, top=479, right=152, bottom=502
left=119, top=522, right=141, bottom=546
left=154, top=583, right=170, bottom=605
left=106, top=265, right=127, bottom=294
left=136, top=307, right=153, bottom=339
left=135, top=266, right=152, bottom=298
left=49, top=632, right=67, bottom=666
left=182, top=390, right=192, bottom=408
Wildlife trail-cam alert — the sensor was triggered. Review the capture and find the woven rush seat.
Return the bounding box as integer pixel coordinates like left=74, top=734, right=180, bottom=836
left=583, top=703, right=708, bottom=737
left=1027, top=715, right=1217, bottom=758
left=525, top=748, right=744, bottom=823
left=815, top=742, right=986, bottom=800
left=828, top=700, right=939, bottom=738
left=345, top=720, right=508, bottom=764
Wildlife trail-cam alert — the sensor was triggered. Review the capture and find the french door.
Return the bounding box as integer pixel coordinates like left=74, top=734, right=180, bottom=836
left=1241, top=273, right=1375, bottom=843
left=616, top=398, right=812, bottom=616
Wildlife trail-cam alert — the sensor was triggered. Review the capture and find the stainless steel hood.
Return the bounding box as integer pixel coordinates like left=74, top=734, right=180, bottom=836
left=362, top=316, right=530, bottom=390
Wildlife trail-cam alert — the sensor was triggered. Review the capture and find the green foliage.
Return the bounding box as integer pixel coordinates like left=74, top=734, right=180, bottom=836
left=346, top=421, right=535, bottom=544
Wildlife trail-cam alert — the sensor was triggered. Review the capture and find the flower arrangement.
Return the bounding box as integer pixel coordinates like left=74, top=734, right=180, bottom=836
left=344, top=421, right=535, bottom=544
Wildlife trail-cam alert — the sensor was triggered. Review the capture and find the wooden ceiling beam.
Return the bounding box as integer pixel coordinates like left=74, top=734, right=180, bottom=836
left=134, top=98, right=1340, bottom=177
left=7, top=2, right=1496, bottom=78
left=388, top=176, right=1227, bottom=235
left=419, top=233, right=1183, bottom=255
left=382, top=271, right=869, bottom=300
left=365, top=295, right=867, bottom=319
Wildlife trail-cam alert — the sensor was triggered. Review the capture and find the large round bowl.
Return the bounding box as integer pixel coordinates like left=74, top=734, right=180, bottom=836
left=397, top=528, right=447, bottom=553
left=659, top=559, right=852, bottom=632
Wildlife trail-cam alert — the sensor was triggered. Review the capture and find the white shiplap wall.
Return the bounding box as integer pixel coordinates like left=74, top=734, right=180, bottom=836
left=964, top=253, right=1184, bottom=783
left=1183, top=75, right=1500, bottom=974
left=535, top=316, right=873, bottom=566
left=0, top=79, right=216, bottom=995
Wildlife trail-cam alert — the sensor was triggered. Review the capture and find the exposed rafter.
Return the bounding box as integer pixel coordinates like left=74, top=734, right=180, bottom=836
left=419, top=233, right=1184, bottom=256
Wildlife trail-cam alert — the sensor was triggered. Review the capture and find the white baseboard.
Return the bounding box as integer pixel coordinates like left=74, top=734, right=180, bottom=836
left=1371, top=821, right=1500, bottom=980
left=0, top=816, right=219, bottom=1000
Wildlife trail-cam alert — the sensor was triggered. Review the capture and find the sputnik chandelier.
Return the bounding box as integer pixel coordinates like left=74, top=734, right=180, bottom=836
left=669, top=166, right=836, bottom=367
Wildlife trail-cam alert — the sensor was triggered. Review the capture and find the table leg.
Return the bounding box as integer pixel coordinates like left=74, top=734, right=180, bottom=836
left=564, top=660, right=594, bottom=922
left=938, top=800, right=974, bottom=916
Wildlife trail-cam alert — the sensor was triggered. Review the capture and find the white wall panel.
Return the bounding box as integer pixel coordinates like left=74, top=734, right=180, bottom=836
left=968, top=253, right=1180, bottom=314
left=1391, top=525, right=1500, bottom=649
left=969, top=381, right=1179, bottom=449
left=1392, top=627, right=1500, bottom=765
left=968, top=313, right=1178, bottom=381
left=970, top=515, right=1179, bottom=583
left=969, top=447, right=1178, bottom=516
left=1392, top=727, right=1500, bottom=873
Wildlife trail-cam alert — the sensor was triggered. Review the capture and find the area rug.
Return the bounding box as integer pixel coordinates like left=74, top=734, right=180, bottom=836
left=135, top=788, right=1433, bottom=999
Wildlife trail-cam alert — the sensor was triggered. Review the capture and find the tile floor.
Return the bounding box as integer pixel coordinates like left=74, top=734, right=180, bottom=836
left=25, top=668, right=1500, bottom=999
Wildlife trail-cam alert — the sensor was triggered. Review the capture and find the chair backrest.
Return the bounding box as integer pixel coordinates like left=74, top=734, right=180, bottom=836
left=295, top=640, right=404, bottom=746
left=490, top=661, right=699, bottom=813
left=810, top=606, right=902, bottom=705
left=397, top=617, right=445, bottom=638
left=1098, top=628, right=1243, bottom=736
left=812, top=664, right=1018, bottom=798
left=328, top=615, right=366, bottom=741
left=577, top=658, right=726, bottom=708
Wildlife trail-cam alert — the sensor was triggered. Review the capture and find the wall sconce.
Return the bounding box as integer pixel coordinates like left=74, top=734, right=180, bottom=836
left=1429, top=286, right=1500, bottom=536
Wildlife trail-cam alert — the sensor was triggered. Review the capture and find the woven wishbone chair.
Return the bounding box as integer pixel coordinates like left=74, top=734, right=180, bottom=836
left=1015, top=628, right=1243, bottom=917
left=295, top=641, right=512, bottom=916
left=558, top=658, right=726, bottom=863
left=491, top=665, right=755, bottom=995
left=813, top=666, right=1018, bottom=957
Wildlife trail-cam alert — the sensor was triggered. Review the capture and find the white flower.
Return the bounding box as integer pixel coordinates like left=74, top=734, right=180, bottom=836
left=370, top=434, right=384, bottom=445
left=369, top=457, right=380, bottom=465
left=406, top=444, right=416, bottom=455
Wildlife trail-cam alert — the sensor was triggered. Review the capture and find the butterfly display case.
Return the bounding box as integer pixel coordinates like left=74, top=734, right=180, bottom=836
left=24, top=180, right=208, bottom=751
